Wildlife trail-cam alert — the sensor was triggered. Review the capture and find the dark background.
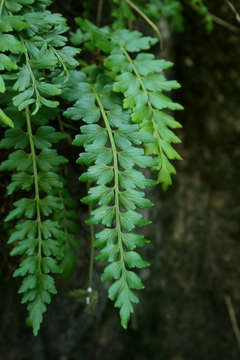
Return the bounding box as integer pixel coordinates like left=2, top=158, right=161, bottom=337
left=1, top=1, right=240, bottom=359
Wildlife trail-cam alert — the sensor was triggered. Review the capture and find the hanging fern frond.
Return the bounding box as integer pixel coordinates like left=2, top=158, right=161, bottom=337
left=0, top=106, right=67, bottom=335
left=73, top=19, right=183, bottom=190
left=63, top=71, right=156, bottom=328
left=0, top=0, right=79, bottom=335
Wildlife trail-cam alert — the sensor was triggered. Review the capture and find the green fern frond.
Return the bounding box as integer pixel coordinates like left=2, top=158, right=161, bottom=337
left=0, top=0, right=80, bottom=335
left=64, top=72, right=156, bottom=328
left=74, top=20, right=183, bottom=190
left=0, top=106, right=67, bottom=335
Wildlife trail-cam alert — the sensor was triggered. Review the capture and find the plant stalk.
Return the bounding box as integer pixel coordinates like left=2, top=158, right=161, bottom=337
left=25, top=107, right=42, bottom=272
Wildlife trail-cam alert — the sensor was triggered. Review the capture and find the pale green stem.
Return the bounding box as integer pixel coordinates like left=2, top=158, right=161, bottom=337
left=50, top=45, right=70, bottom=80
left=88, top=204, right=95, bottom=290
left=25, top=107, right=42, bottom=272
left=93, top=87, right=126, bottom=274
left=22, top=39, right=41, bottom=106
left=125, top=0, right=163, bottom=49
left=0, top=0, right=5, bottom=16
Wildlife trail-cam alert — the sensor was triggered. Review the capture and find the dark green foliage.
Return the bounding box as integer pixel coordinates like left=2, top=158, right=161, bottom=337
left=1, top=0, right=214, bottom=335
left=0, top=0, right=79, bottom=335
left=0, top=107, right=68, bottom=335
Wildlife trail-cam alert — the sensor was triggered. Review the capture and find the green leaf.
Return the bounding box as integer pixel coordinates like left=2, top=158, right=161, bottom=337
left=42, top=257, right=62, bottom=274
left=108, top=277, right=124, bottom=301
left=39, top=195, right=62, bottom=216
left=80, top=164, right=114, bottom=185
left=13, top=256, right=38, bottom=277
left=13, top=88, right=34, bottom=108
left=34, top=126, right=66, bottom=149
left=56, top=46, right=80, bottom=68
left=5, top=0, right=22, bottom=12
left=10, top=238, right=37, bottom=256
left=73, top=124, right=107, bottom=147
left=61, top=71, right=87, bottom=102
left=0, top=76, right=5, bottom=93
left=5, top=0, right=34, bottom=13
left=155, top=153, right=176, bottom=191
left=143, top=73, right=181, bottom=92
left=7, top=172, right=33, bottom=194
left=0, top=54, right=18, bottom=71
left=96, top=241, right=119, bottom=262
left=37, top=82, right=62, bottom=96
left=120, top=189, right=153, bottom=210
left=0, top=128, right=28, bottom=149
left=19, top=98, right=35, bottom=111
left=155, top=111, right=182, bottom=129
left=64, top=86, right=100, bottom=123
left=157, top=124, right=181, bottom=144
left=118, top=146, right=156, bottom=169
left=9, top=220, right=37, bottom=243
left=113, top=72, right=139, bottom=96
left=124, top=251, right=149, bottom=269
left=0, top=15, right=29, bottom=32
left=39, top=171, right=63, bottom=192
left=13, top=66, right=31, bottom=91
left=30, top=51, right=58, bottom=69
left=126, top=270, right=144, bottom=289
left=120, top=210, right=143, bottom=231
left=101, top=262, right=122, bottom=282
left=27, top=297, right=46, bottom=336
left=149, top=92, right=183, bottom=111
left=81, top=143, right=113, bottom=165
left=0, top=150, right=31, bottom=171
left=6, top=198, right=35, bottom=221
left=37, top=149, right=67, bottom=171
left=40, top=97, right=59, bottom=108
left=94, top=228, right=118, bottom=248
left=88, top=206, right=115, bottom=226
left=82, top=185, right=114, bottom=206
left=122, top=233, right=149, bottom=250
left=134, top=53, right=173, bottom=76
left=19, top=274, right=37, bottom=294
left=113, top=29, right=157, bottom=52
left=105, top=49, right=132, bottom=73
left=0, top=150, right=32, bottom=171
left=119, top=169, right=156, bottom=190
left=76, top=18, right=112, bottom=53
left=0, top=108, right=14, bottom=127
left=161, top=140, right=182, bottom=160
left=0, top=34, right=24, bottom=53
left=119, top=294, right=134, bottom=329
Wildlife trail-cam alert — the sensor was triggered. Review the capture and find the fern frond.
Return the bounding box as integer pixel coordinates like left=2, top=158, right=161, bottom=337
left=63, top=72, right=156, bottom=328
left=0, top=106, right=67, bottom=335
left=107, top=38, right=183, bottom=190
left=0, top=108, right=69, bottom=335
left=0, top=0, right=80, bottom=335
left=74, top=20, right=183, bottom=190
